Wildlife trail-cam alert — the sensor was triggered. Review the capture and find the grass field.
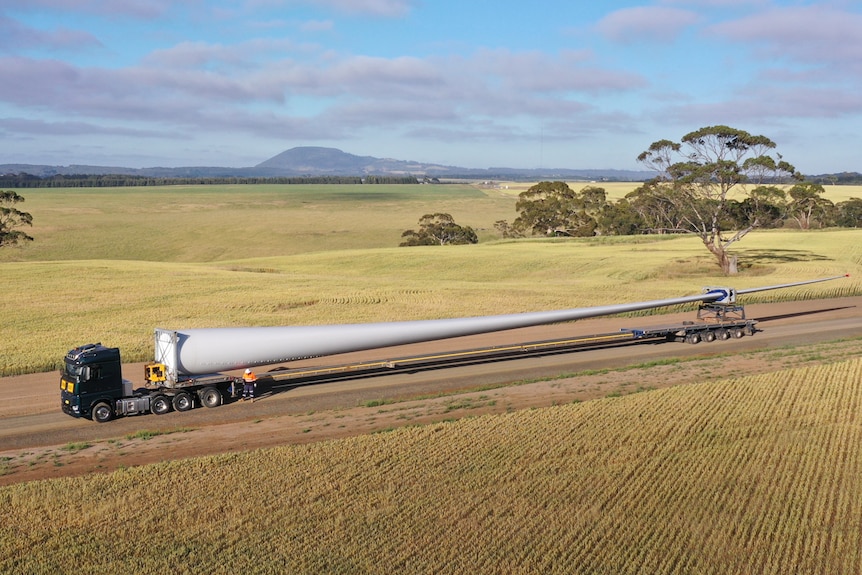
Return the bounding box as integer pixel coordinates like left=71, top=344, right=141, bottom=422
left=1, top=231, right=859, bottom=375
left=3, top=182, right=859, bottom=263
left=2, top=183, right=862, bottom=572
left=3, top=357, right=862, bottom=574
left=1, top=183, right=860, bottom=375
left=0, top=183, right=507, bottom=262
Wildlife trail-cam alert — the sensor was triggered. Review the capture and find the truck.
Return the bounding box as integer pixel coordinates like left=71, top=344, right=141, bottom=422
left=59, top=276, right=846, bottom=422
left=60, top=340, right=239, bottom=423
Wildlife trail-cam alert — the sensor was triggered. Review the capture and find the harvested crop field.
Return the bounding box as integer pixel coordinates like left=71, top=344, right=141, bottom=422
left=2, top=320, right=862, bottom=573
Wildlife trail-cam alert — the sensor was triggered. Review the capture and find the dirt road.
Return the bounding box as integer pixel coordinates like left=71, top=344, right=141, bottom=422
left=1, top=297, right=860, bottom=485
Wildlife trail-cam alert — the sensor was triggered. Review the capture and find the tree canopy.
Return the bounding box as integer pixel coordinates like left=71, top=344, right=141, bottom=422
left=0, top=191, right=34, bottom=247
left=512, top=181, right=606, bottom=237
left=635, top=125, right=802, bottom=274
left=400, top=213, right=478, bottom=246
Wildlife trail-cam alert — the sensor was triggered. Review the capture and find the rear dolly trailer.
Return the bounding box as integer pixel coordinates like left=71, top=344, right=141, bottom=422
left=623, top=319, right=757, bottom=345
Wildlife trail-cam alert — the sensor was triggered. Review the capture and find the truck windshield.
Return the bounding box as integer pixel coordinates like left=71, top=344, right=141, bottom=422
left=63, top=361, right=87, bottom=380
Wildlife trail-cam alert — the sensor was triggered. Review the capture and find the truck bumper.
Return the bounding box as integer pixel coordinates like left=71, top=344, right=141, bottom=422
left=61, top=399, right=83, bottom=418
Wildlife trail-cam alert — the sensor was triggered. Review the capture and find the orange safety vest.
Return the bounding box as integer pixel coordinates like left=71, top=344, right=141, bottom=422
left=243, top=371, right=257, bottom=384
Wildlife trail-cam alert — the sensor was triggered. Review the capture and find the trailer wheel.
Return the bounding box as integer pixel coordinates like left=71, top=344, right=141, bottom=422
left=686, top=332, right=701, bottom=344
left=151, top=395, right=172, bottom=415
left=731, top=327, right=745, bottom=339
left=92, top=402, right=114, bottom=423
left=716, top=328, right=730, bottom=341
left=172, top=392, right=193, bottom=412
left=200, top=387, right=222, bottom=409
left=704, top=330, right=717, bottom=343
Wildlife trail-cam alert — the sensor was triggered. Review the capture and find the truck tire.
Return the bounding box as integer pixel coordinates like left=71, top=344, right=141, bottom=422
left=172, top=392, right=193, bottom=412
left=715, top=328, right=730, bottom=341
left=200, top=387, right=222, bottom=409
left=151, top=395, right=172, bottom=415
left=704, top=330, right=717, bottom=343
left=731, top=327, right=745, bottom=338
left=92, top=402, right=114, bottom=423
left=686, top=332, right=701, bottom=344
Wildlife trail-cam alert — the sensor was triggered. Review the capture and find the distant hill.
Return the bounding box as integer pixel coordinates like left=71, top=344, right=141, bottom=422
left=0, top=147, right=660, bottom=181
left=254, top=147, right=655, bottom=180
left=255, top=146, right=445, bottom=176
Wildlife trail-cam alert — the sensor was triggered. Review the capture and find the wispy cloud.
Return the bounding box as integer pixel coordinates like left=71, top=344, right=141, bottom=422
left=243, top=0, right=415, bottom=18
left=5, top=0, right=176, bottom=19
left=709, top=5, right=862, bottom=70
left=0, top=16, right=102, bottom=53
left=0, top=117, right=170, bottom=138
left=310, top=0, right=416, bottom=17
left=596, top=6, right=702, bottom=43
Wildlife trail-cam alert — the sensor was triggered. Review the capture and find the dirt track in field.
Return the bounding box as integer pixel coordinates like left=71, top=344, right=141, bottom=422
left=1, top=297, right=861, bottom=486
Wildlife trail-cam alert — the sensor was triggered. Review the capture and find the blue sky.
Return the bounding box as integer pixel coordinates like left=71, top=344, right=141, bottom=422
left=1, top=0, right=860, bottom=173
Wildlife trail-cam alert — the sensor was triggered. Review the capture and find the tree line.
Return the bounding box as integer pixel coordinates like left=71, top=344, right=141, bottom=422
left=405, top=126, right=862, bottom=276
left=0, top=174, right=420, bottom=188
left=496, top=179, right=861, bottom=235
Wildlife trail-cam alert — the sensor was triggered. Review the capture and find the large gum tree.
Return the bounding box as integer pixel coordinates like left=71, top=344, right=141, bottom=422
left=635, top=125, right=801, bottom=274
left=0, top=191, right=34, bottom=248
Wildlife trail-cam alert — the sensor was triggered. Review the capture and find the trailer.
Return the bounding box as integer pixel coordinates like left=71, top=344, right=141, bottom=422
left=252, top=317, right=758, bottom=387
left=59, top=275, right=845, bottom=422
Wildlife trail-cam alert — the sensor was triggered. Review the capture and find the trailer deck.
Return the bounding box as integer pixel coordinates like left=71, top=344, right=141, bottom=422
left=261, top=318, right=757, bottom=387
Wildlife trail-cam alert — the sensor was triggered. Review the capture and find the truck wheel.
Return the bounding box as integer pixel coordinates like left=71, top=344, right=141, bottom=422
left=731, top=327, right=745, bottom=338
left=704, top=330, right=717, bottom=343
left=200, top=387, right=222, bottom=408
left=172, top=392, right=193, bottom=412
left=92, top=402, right=114, bottom=423
left=151, top=395, right=172, bottom=415
left=686, top=332, right=701, bottom=344
left=716, top=328, right=730, bottom=341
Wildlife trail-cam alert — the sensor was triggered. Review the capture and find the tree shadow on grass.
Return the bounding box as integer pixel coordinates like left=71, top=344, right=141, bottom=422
left=738, top=249, right=833, bottom=266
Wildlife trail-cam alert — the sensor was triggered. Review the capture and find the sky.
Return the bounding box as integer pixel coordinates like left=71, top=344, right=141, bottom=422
left=1, top=0, right=861, bottom=173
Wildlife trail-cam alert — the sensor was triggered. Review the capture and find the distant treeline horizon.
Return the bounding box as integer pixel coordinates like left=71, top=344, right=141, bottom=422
left=1, top=171, right=860, bottom=188
left=0, top=173, right=423, bottom=188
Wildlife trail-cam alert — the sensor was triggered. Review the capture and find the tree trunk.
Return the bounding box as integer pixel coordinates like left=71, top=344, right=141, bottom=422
left=705, top=240, right=737, bottom=275
left=728, top=255, right=738, bottom=275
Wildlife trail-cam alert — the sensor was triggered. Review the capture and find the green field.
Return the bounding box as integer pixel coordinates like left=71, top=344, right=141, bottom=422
left=1, top=183, right=860, bottom=375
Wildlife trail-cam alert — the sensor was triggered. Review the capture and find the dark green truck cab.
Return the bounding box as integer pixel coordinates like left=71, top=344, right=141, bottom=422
left=61, top=343, right=124, bottom=420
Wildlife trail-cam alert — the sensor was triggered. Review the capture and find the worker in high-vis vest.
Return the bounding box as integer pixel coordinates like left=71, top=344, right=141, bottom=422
left=242, top=368, right=257, bottom=400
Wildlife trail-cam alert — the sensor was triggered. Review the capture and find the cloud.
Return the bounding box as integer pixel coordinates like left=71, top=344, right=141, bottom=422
left=597, top=6, right=702, bottom=43
left=0, top=40, right=653, bottom=148
left=658, top=84, right=862, bottom=128
left=708, top=5, right=862, bottom=69
left=303, top=0, right=415, bottom=18
left=300, top=19, right=335, bottom=32
left=0, top=16, right=102, bottom=53
left=660, top=0, right=767, bottom=7
left=243, top=0, right=414, bottom=18
left=468, top=49, right=647, bottom=94
left=4, top=0, right=176, bottom=19
left=0, top=117, right=169, bottom=138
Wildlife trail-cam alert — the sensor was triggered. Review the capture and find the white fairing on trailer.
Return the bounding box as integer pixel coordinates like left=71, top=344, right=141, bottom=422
left=702, top=287, right=736, bottom=305
left=154, top=275, right=847, bottom=376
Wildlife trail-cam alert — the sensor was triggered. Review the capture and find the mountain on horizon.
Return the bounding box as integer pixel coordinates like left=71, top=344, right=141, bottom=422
left=1, top=147, right=659, bottom=181
left=253, top=146, right=656, bottom=180
left=255, top=146, right=457, bottom=176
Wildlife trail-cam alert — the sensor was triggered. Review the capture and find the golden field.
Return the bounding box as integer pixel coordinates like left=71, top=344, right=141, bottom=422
left=3, top=357, right=862, bottom=573
left=1, top=183, right=860, bottom=375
